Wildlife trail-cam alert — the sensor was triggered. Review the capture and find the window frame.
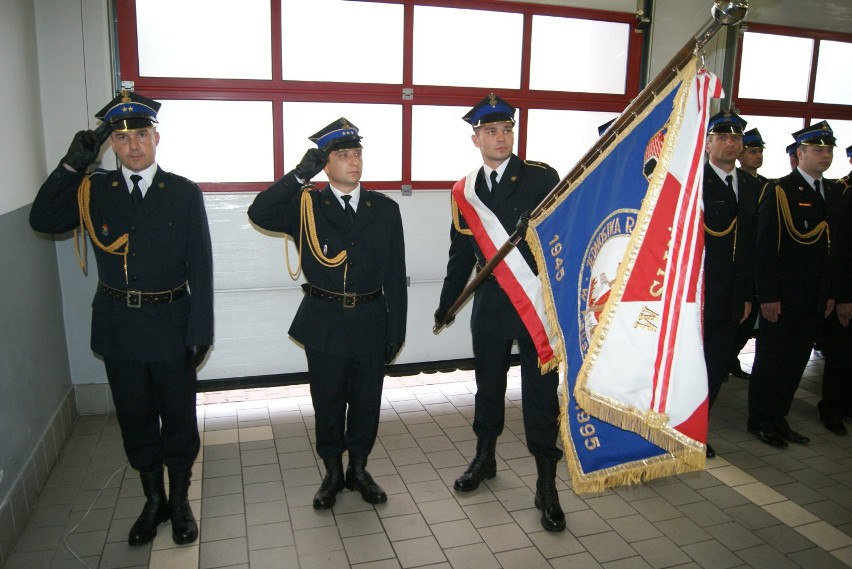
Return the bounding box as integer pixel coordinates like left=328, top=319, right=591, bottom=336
left=732, top=23, right=852, bottom=125
left=115, top=0, right=642, bottom=192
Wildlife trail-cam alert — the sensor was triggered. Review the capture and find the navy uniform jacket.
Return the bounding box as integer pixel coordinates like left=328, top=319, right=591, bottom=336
left=29, top=165, right=214, bottom=362
left=702, top=164, right=759, bottom=322
left=247, top=172, right=407, bottom=356
left=755, top=169, right=837, bottom=314
left=831, top=172, right=852, bottom=304
left=439, top=154, right=559, bottom=339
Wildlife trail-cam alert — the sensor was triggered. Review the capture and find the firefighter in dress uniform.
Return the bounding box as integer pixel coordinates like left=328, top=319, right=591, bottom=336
left=747, top=122, right=839, bottom=448
left=29, top=91, right=213, bottom=546
left=702, top=111, right=759, bottom=458
left=818, top=144, right=852, bottom=435
left=248, top=119, right=407, bottom=509
left=434, top=94, right=565, bottom=532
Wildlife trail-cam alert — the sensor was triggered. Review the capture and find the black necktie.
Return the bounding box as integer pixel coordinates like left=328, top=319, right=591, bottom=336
left=130, top=174, right=143, bottom=207
left=814, top=179, right=821, bottom=197
left=341, top=194, right=356, bottom=224
left=725, top=174, right=735, bottom=201
left=490, top=170, right=499, bottom=192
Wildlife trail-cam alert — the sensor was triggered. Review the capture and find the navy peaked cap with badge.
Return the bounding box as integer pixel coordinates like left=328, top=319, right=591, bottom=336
left=463, top=93, right=516, bottom=128
left=742, top=128, right=765, bottom=148
left=792, top=121, right=836, bottom=147
left=95, top=90, right=160, bottom=132
left=707, top=110, right=746, bottom=135
left=786, top=142, right=799, bottom=156
left=309, top=117, right=363, bottom=152
left=598, top=118, right=616, bottom=137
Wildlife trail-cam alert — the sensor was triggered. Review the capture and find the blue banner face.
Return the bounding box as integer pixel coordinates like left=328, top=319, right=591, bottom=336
left=531, top=87, right=681, bottom=485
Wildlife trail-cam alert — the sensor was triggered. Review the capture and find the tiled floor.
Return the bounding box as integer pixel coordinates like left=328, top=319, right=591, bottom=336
left=4, top=344, right=852, bottom=569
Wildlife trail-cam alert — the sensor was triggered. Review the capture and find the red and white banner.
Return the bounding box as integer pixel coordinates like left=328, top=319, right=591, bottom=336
left=575, top=66, right=722, bottom=453
left=452, top=173, right=561, bottom=371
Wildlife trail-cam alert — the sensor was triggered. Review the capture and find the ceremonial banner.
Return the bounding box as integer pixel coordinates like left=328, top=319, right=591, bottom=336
left=452, top=173, right=561, bottom=371
left=528, top=59, right=720, bottom=492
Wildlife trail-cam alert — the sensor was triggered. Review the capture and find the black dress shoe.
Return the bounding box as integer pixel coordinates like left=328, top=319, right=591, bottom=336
left=747, top=426, right=788, bottom=448
left=822, top=418, right=848, bottom=436
left=345, top=457, right=387, bottom=504
left=705, top=443, right=716, bottom=459
left=775, top=425, right=809, bottom=445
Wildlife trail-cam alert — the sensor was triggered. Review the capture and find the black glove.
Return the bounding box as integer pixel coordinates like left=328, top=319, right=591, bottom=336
left=385, top=342, right=402, bottom=364
left=186, top=345, right=210, bottom=368
left=434, top=306, right=455, bottom=328
left=62, top=129, right=105, bottom=172
left=516, top=210, right=531, bottom=235
left=293, top=148, right=328, bottom=181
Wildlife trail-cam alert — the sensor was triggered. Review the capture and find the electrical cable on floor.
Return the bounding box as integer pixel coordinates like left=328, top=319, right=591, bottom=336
left=63, top=462, right=129, bottom=568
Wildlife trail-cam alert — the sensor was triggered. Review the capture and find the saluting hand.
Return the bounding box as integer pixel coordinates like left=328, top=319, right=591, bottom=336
left=293, top=148, right=328, bottom=181
left=62, top=127, right=108, bottom=172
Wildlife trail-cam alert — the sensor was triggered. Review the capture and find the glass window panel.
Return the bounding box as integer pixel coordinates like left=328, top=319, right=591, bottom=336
left=136, top=0, right=271, bottom=80
left=738, top=33, right=812, bottom=102
left=281, top=1, right=403, bottom=83
left=282, top=102, right=401, bottom=182
left=411, top=105, right=499, bottom=181
left=738, top=115, right=804, bottom=179
left=526, top=110, right=619, bottom=177
left=414, top=6, right=522, bottom=89
left=530, top=17, right=629, bottom=94
left=814, top=118, right=852, bottom=181
left=813, top=41, right=852, bottom=105
left=155, top=100, right=274, bottom=183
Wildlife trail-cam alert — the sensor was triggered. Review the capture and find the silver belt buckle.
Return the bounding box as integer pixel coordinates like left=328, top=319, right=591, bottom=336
left=342, top=293, right=357, bottom=308
left=126, top=290, right=142, bottom=308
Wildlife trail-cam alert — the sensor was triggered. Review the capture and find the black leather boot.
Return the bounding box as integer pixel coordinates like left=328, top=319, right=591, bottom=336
left=313, top=455, right=345, bottom=510
left=168, top=469, right=198, bottom=545
left=128, top=469, right=169, bottom=546
left=345, top=455, right=387, bottom=504
left=453, top=438, right=497, bottom=492
left=534, top=456, right=566, bottom=532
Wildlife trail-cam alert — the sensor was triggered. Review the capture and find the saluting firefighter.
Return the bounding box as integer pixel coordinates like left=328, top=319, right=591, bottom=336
left=818, top=144, right=852, bottom=435
left=747, top=122, right=840, bottom=448
left=702, top=111, right=760, bottom=459
left=248, top=119, right=407, bottom=509
left=29, top=91, right=213, bottom=546
left=434, top=94, right=565, bottom=532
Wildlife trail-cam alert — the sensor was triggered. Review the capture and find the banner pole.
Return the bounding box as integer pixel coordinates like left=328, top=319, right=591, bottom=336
left=434, top=0, right=748, bottom=333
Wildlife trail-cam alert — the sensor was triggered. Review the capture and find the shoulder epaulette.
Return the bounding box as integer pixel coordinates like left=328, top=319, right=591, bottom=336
left=523, top=160, right=549, bottom=170
left=758, top=180, right=778, bottom=203
left=364, top=189, right=391, bottom=201
left=89, top=168, right=110, bottom=177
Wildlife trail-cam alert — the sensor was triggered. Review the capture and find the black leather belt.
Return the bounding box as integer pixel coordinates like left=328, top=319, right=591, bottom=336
left=98, top=281, right=188, bottom=308
left=301, top=283, right=382, bottom=308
